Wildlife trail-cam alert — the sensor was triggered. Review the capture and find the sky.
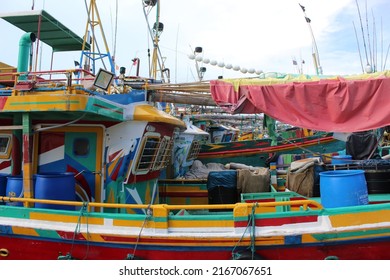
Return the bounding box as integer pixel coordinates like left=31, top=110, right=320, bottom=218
left=1, top=0, right=390, bottom=83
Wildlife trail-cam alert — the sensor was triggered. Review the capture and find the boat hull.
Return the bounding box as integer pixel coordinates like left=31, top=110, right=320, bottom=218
left=197, top=135, right=345, bottom=166
left=2, top=192, right=390, bottom=260
left=2, top=232, right=390, bottom=260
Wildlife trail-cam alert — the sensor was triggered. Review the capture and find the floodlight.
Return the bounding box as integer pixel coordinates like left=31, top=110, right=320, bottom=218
left=93, top=68, right=115, bottom=90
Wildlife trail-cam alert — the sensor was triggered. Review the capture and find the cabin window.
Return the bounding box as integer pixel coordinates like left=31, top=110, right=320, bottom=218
left=186, top=140, right=201, bottom=161
left=0, top=135, right=10, bottom=156
left=136, top=136, right=160, bottom=171
left=153, top=136, right=173, bottom=170
left=73, top=138, right=90, bottom=156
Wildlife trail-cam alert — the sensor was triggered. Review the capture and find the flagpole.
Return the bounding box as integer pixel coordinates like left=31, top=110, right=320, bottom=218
left=299, top=4, right=323, bottom=75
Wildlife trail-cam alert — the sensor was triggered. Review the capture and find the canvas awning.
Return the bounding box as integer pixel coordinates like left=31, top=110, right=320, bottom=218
left=210, top=71, right=390, bottom=132
left=0, top=9, right=90, bottom=52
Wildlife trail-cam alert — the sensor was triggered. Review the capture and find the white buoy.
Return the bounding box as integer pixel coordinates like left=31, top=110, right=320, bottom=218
left=218, top=62, right=225, bottom=67
left=210, top=60, right=218, bottom=66
left=255, top=69, right=263, bottom=75
left=195, top=55, right=203, bottom=62
left=365, top=64, right=373, bottom=74
left=188, top=54, right=261, bottom=76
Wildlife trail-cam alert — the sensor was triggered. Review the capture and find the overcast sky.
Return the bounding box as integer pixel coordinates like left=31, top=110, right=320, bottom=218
left=1, top=0, right=389, bottom=83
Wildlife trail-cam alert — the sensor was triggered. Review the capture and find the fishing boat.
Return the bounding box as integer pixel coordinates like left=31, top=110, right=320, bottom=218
left=197, top=129, right=344, bottom=167
left=2, top=53, right=390, bottom=260
left=3, top=2, right=390, bottom=261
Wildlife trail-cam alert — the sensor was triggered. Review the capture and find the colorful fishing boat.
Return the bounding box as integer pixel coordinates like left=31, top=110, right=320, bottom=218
left=2, top=4, right=390, bottom=261
left=197, top=130, right=345, bottom=167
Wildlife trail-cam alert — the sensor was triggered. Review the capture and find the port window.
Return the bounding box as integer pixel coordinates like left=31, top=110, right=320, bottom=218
left=73, top=138, right=90, bottom=156
left=153, top=136, right=173, bottom=170
left=186, top=140, right=201, bottom=161
left=136, top=136, right=160, bottom=171
left=0, top=135, right=10, bottom=156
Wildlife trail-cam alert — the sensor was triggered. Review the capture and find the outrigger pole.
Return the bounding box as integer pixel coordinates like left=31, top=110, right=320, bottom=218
left=299, top=3, right=323, bottom=75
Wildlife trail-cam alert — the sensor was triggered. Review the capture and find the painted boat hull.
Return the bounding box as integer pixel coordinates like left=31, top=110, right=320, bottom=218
left=2, top=193, right=390, bottom=260
left=2, top=234, right=390, bottom=260
left=197, top=134, right=345, bottom=166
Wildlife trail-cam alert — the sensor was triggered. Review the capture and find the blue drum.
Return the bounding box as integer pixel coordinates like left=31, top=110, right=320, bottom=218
left=5, top=176, right=23, bottom=206
left=34, top=172, right=76, bottom=210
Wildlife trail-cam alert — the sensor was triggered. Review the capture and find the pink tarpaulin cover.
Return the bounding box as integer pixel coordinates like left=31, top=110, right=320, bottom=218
left=210, top=72, right=390, bottom=132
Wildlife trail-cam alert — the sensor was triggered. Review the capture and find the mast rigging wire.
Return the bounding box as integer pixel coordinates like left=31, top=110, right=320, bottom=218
left=141, top=0, right=167, bottom=82
left=365, top=0, right=373, bottom=69
left=355, top=0, right=370, bottom=67
left=353, top=21, right=365, bottom=73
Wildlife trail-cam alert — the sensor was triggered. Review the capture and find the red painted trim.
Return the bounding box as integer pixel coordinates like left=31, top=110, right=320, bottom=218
left=108, top=149, right=122, bottom=162
left=235, top=215, right=318, bottom=227
left=2, top=234, right=390, bottom=260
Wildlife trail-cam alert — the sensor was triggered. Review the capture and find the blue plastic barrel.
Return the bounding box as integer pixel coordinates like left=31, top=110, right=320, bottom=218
left=0, top=173, right=9, bottom=205
left=331, top=155, right=352, bottom=165
left=34, top=172, right=76, bottom=210
left=5, top=176, right=23, bottom=206
left=319, top=170, right=368, bottom=208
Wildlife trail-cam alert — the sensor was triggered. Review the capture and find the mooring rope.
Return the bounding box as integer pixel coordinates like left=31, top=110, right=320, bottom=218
left=65, top=202, right=90, bottom=260
left=231, top=203, right=258, bottom=260
left=126, top=180, right=158, bottom=260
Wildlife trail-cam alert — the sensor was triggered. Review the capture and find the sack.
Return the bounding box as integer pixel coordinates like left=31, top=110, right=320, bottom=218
left=237, top=168, right=270, bottom=194
left=287, top=165, right=314, bottom=197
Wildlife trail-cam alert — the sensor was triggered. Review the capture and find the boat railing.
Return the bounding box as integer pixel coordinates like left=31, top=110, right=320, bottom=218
left=0, top=69, right=161, bottom=90
left=0, top=195, right=322, bottom=217
left=0, top=68, right=96, bottom=93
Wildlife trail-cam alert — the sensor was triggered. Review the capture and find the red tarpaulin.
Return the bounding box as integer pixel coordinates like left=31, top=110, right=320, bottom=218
left=210, top=72, right=390, bottom=132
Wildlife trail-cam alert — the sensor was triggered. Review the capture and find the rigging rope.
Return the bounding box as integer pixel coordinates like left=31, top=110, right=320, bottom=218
left=127, top=180, right=158, bottom=259
left=66, top=202, right=90, bottom=260
left=231, top=203, right=258, bottom=260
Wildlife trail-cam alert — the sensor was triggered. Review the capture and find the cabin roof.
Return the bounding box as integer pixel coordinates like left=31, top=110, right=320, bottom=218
left=0, top=9, right=90, bottom=52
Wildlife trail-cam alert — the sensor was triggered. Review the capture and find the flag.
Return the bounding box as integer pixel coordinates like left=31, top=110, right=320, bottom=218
left=305, top=17, right=311, bottom=23
left=299, top=4, right=305, bottom=12
left=292, top=59, right=297, bottom=65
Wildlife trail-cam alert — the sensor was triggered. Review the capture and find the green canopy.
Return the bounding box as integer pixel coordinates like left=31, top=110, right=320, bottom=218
left=0, top=9, right=90, bottom=52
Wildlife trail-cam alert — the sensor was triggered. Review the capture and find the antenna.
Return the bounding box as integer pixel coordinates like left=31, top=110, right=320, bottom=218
left=298, top=4, right=323, bottom=75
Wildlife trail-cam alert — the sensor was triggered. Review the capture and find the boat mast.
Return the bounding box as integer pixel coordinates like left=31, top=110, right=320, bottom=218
left=299, top=4, right=323, bottom=75
left=143, top=0, right=169, bottom=82
left=79, top=0, right=115, bottom=74
left=150, top=0, right=161, bottom=79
